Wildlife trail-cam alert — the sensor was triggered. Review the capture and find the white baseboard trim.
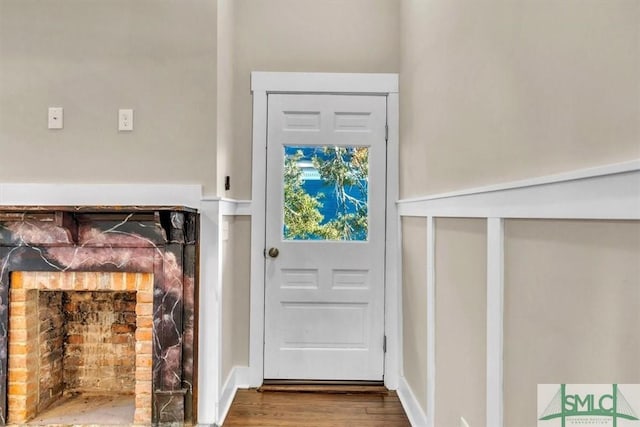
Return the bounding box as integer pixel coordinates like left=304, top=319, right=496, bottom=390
left=218, top=366, right=251, bottom=426
left=398, top=376, right=428, bottom=427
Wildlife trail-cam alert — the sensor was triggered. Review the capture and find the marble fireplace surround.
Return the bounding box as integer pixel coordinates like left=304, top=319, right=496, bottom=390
left=0, top=206, right=199, bottom=425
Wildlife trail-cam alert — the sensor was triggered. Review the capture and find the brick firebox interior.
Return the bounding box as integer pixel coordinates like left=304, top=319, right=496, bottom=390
left=7, top=272, right=153, bottom=424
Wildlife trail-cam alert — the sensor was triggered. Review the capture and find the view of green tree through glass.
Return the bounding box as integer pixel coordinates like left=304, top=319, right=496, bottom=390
left=283, top=145, right=369, bottom=241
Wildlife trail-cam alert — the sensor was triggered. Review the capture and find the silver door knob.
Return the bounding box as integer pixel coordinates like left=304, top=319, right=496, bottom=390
left=267, top=247, right=279, bottom=258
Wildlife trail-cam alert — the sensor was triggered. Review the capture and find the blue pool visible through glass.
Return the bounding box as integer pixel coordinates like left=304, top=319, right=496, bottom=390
left=283, top=145, right=369, bottom=241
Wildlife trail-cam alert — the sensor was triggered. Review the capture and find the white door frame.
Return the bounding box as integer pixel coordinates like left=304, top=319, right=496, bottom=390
left=249, top=72, right=400, bottom=388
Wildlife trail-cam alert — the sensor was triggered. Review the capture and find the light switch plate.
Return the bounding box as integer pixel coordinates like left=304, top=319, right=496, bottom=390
left=48, top=107, right=63, bottom=129
left=118, top=109, right=134, bottom=131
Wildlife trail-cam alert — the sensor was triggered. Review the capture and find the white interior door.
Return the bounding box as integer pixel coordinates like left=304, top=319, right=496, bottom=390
left=264, top=94, right=387, bottom=381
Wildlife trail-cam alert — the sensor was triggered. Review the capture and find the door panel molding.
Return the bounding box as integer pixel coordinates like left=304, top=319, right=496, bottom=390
left=250, top=72, right=400, bottom=388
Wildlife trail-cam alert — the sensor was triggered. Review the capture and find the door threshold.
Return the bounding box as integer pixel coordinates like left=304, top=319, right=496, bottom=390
left=259, top=380, right=387, bottom=394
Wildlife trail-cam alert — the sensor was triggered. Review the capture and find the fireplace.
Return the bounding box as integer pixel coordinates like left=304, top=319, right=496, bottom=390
left=0, top=207, right=198, bottom=425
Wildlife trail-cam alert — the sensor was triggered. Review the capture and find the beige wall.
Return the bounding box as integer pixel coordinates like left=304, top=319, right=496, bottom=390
left=221, top=216, right=252, bottom=381
left=0, top=0, right=400, bottom=200
left=399, top=1, right=640, bottom=424
left=434, top=218, right=487, bottom=427
left=0, top=0, right=218, bottom=195
left=229, top=0, right=400, bottom=198
left=504, top=219, right=640, bottom=426
left=400, top=0, right=640, bottom=198
left=401, top=217, right=428, bottom=412
left=216, top=0, right=235, bottom=196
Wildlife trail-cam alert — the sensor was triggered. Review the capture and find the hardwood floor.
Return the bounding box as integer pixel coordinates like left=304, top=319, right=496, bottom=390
left=223, top=387, right=411, bottom=426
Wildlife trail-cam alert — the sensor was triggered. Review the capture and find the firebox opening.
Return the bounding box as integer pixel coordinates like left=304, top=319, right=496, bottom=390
left=8, top=270, right=154, bottom=426
left=18, top=290, right=137, bottom=424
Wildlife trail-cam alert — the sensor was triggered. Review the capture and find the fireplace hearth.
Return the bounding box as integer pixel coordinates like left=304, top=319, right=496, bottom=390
left=0, top=207, right=199, bottom=425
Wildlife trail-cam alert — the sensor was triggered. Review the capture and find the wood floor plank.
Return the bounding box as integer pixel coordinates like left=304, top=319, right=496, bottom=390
left=223, top=389, right=411, bottom=426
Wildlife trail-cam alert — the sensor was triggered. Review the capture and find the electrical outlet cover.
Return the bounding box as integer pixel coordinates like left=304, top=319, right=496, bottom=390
left=118, top=109, right=134, bottom=131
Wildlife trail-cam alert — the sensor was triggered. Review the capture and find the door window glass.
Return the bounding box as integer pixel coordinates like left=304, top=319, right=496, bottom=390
left=283, top=145, right=369, bottom=241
